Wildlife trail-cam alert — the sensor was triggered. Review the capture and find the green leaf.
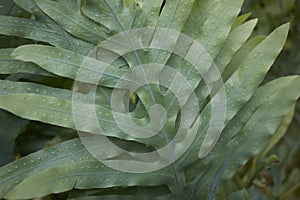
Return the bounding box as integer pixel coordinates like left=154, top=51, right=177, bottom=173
left=236, top=105, right=296, bottom=190
left=184, top=0, right=244, bottom=58
left=222, top=35, right=266, bottom=81
left=222, top=76, right=300, bottom=179
left=132, top=0, right=165, bottom=28
left=176, top=23, right=290, bottom=171
left=14, top=0, right=53, bottom=20
left=53, top=0, right=82, bottom=12
left=0, top=16, right=93, bottom=54
left=157, top=0, right=194, bottom=31
left=186, top=76, right=300, bottom=197
left=225, top=24, right=289, bottom=121
left=193, top=18, right=258, bottom=104
left=35, top=0, right=109, bottom=44
left=166, top=0, right=246, bottom=110
left=190, top=23, right=289, bottom=163
left=12, top=44, right=127, bottom=87
left=13, top=0, right=94, bottom=55
left=260, top=105, right=295, bottom=158
left=0, top=0, right=30, bottom=17
left=0, top=48, right=53, bottom=76
left=0, top=0, right=298, bottom=199
left=81, top=0, right=139, bottom=32
left=0, top=16, right=60, bottom=43
left=232, top=13, right=252, bottom=29
left=0, top=139, right=172, bottom=199
left=214, top=19, right=258, bottom=73
left=183, top=21, right=288, bottom=166
left=0, top=80, right=161, bottom=146
left=0, top=79, right=71, bottom=99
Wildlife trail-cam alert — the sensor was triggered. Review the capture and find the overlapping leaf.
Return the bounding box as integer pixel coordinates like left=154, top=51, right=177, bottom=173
left=186, top=76, right=300, bottom=198
left=0, top=0, right=298, bottom=199
left=0, top=48, right=52, bottom=76
left=0, top=139, right=173, bottom=199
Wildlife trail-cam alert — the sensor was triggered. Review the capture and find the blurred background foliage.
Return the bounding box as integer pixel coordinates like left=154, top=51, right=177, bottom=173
left=0, top=0, right=299, bottom=199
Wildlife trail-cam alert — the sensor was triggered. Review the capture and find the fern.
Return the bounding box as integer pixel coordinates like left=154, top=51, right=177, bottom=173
left=0, top=0, right=299, bottom=199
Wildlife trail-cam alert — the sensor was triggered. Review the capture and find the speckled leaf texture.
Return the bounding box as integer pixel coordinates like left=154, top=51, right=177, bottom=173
left=0, top=0, right=299, bottom=199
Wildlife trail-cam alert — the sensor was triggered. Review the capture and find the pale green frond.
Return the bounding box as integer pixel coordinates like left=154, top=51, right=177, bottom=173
left=0, top=48, right=52, bottom=76
left=0, top=139, right=172, bottom=199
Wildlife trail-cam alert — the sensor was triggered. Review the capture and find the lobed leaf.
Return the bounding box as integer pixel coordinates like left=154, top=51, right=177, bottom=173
left=177, top=23, right=290, bottom=170
left=0, top=80, right=164, bottom=146
left=193, top=19, right=258, bottom=106
left=186, top=76, right=300, bottom=198
left=0, top=48, right=52, bottom=76
left=0, top=0, right=297, bottom=199
left=0, top=139, right=172, bottom=199
left=12, top=44, right=128, bottom=88
left=214, top=19, right=258, bottom=73
left=81, top=0, right=139, bottom=33
left=0, top=15, right=93, bottom=54
left=222, top=35, right=266, bottom=82
left=225, top=24, right=289, bottom=121
left=35, top=0, right=109, bottom=44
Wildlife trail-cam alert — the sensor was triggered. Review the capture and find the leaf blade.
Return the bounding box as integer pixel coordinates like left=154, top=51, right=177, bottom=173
left=36, top=0, right=109, bottom=44
left=0, top=139, right=172, bottom=199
